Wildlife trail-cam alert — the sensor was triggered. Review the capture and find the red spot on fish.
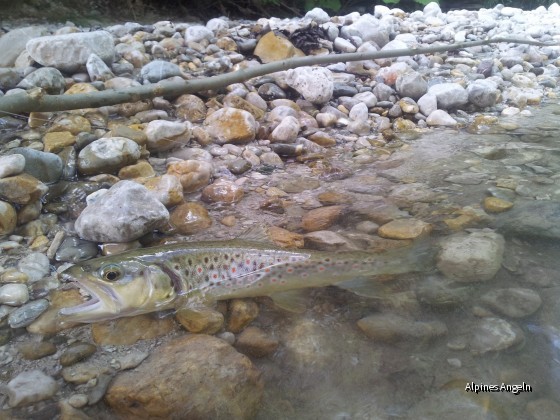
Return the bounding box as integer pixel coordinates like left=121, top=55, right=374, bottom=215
left=318, top=265, right=325, bottom=272
left=271, top=278, right=277, bottom=282
left=197, top=267, right=203, bottom=274
left=213, top=274, right=218, bottom=279
left=264, top=268, right=270, bottom=273
left=231, top=267, right=236, bottom=273
left=286, top=267, right=294, bottom=273
left=246, top=259, right=251, bottom=265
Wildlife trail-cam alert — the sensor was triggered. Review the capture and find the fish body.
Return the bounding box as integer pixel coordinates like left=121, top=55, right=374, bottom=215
left=60, top=238, right=432, bottom=323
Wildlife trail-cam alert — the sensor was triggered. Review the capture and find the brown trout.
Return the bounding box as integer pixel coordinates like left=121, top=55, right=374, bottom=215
left=59, top=237, right=433, bottom=323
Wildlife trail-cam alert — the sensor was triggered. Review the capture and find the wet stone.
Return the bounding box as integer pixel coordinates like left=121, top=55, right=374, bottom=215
left=5, top=148, right=63, bottom=184
left=0, top=173, right=48, bottom=205
left=0, top=283, right=29, bottom=306
left=525, top=399, right=560, bottom=420
left=138, top=174, right=184, bottom=207
left=91, top=314, right=175, bottom=346
left=145, top=120, right=192, bottom=152
left=493, top=201, right=560, bottom=241
left=201, top=179, right=244, bottom=204
left=0, top=200, right=17, bottom=235
left=60, top=342, right=97, bottom=367
left=416, top=276, right=471, bottom=309
left=17, top=67, right=65, bottom=94
left=377, top=218, right=432, bottom=240
left=483, top=196, right=514, bottom=213
left=5, top=369, right=58, bottom=408
left=480, top=288, right=542, bottom=318
left=301, top=205, right=344, bottom=232
left=8, top=298, right=49, bottom=328
left=105, top=334, right=263, bottom=419
left=175, top=306, right=224, bottom=334
left=228, top=299, right=259, bottom=333
left=17, top=252, right=50, bottom=282
left=166, top=159, right=212, bottom=193
left=18, top=341, right=57, bottom=360
left=470, top=317, right=523, bottom=355
left=268, top=226, right=304, bottom=248
left=0, top=154, right=25, bottom=178
left=228, top=158, right=252, bottom=175
left=357, top=313, right=447, bottom=343
left=55, top=236, right=99, bottom=263
left=169, top=202, right=212, bottom=235
left=205, top=108, right=257, bottom=145
left=77, top=137, right=141, bottom=176
left=444, top=172, right=487, bottom=185
left=235, top=326, right=279, bottom=358
left=304, top=230, right=351, bottom=251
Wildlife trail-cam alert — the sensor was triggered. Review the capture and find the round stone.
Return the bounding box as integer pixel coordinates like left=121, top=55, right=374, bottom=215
left=0, top=283, right=29, bottom=306
left=169, top=202, right=212, bottom=235
left=166, top=160, right=212, bottom=193
left=77, top=137, right=141, bottom=176
left=201, top=179, right=244, bottom=204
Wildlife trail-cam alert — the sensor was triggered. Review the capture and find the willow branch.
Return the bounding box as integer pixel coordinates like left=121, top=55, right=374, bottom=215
left=0, top=37, right=555, bottom=115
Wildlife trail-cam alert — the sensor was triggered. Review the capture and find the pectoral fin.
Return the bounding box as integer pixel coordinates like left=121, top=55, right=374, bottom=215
left=335, top=277, right=384, bottom=298
left=270, top=290, right=308, bottom=313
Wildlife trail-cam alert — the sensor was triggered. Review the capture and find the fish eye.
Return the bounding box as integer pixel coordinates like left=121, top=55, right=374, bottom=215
left=99, top=264, right=123, bottom=282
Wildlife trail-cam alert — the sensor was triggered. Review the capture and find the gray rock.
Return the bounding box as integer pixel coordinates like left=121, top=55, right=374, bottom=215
left=0, top=26, right=47, bottom=67
left=139, top=60, right=182, bottom=84
left=86, top=53, right=114, bottom=82
left=427, top=83, right=469, bottom=109
left=0, top=154, right=25, bottom=178
left=0, top=68, right=23, bottom=90
left=17, top=67, right=65, bottom=94
left=481, top=288, right=542, bottom=318
left=270, top=116, right=300, bottom=142
left=467, top=79, right=500, bottom=108
left=78, top=137, right=141, bottom=176
left=185, top=25, right=213, bottom=43
left=60, top=342, right=97, bottom=367
left=373, top=83, right=394, bottom=101
left=492, top=200, right=560, bottom=241
left=286, top=66, right=333, bottom=105
left=5, top=370, right=58, bottom=407
left=437, top=231, right=505, bottom=282
left=353, top=91, right=377, bottom=108
left=470, top=317, right=523, bottom=355
left=26, top=31, right=115, bottom=73
left=8, top=299, right=49, bottom=328
left=0, top=284, right=29, bottom=306
left=17, top=252, right=50, bottom=282
left=74, top=180, right=169, bottom=242
left=418, top=93, right=437, bottom=116
left=423, top=1, right=442, bottom=17
left=396, top=71, right=428, bottom=100
left=55, top=236, right=99, bottom=263
left=206, top=18, right=229, bottom=33
left=7, top=148, right=63, bottom=184
left=444, top=172, right=487, bottom=185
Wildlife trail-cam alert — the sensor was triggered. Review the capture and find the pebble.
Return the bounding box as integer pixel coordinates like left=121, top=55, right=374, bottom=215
left=77, top=137, right=141, bottom=176
left=437, top=231, right=505, bottom=282
left=304, top=230, right=351, bottom=251
left=175, top=306, right=224, bottom=334
left=254, top=31, right=303, bottom=63
left=426, top=109, right=457, bottom=126
left=377, top=218, right=432, bottom=239
left=17, top=252, right=50, bottom=282
left=166, top=159, right=212, bottom=193
left=427, top=83, right=468, bottom=109
left=0, top=154, right=25, bottom=178
left=0, top=173, right=48, bottom=205
left=285, top=66, right=334, bottom=105
left=301, top=205, right=344, bottom=232
left=483, top=196, right=514, bottom=213
left=118, top=160, right=155, bottom=179
left=470, top=317, right=523, bottom=355
left=91, top=314, right=175, bottom=346
left=5, top=369, right=58, bottom=407
left=74, top=180, right=169, bottom=242
left=268, top=226, right=304, bottom=248
left=169, top=202, right=212, bottom=234
left=235, top=326, right=279, bottom=357
left=270, top=116, right=300, bottom=142
left=60, top=341, right=97, bottom=366
left=144, top=120, right=192, bottom=152
left=204, top=107, right=257, bottom=144
left=55, top=236, right=99, bottom=263
left=227, top=298, right=259, bottom=333
left=357, top=313, right=447, bottom=343
left=0, top=200, right=17, bottom=235
left=18, top=340, right=57, bottom=360
left=138, top=174, right=184, bottom=207
left=8, top=298, right=49, bottom=328
left=0, top=283, right=29, bottom=306
left=201, top=179, right=244, bottom=204
left=480, top=288, right=542, bottom=318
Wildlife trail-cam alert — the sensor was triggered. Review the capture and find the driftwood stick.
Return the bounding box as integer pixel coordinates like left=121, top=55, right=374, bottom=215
left=0, top=37, right=555, bottom=115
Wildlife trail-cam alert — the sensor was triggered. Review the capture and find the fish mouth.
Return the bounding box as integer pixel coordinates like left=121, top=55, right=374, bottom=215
left=58, top=272, right=119, bottom=321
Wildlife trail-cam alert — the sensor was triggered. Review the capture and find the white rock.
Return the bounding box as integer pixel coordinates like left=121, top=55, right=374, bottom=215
left=6, top=370, right=58, bottom=407
left=17, top=252, right=50, bottom=283
left=423, top=2, right=442, bottom=18
left=418, top=93, right=437, bottom=116
left=185, top=25, right=213, bottom=43
left=0, top=26, right=47, bottom=67
left=353, top=91, right=377, bottom=108
left=0, top=154, right=25, bottom=179
left=77, top=137, right=141, bottom=176
left=86, top=53, right=114, bottom=82
left=428, top=83, right=468, bottom=109
left=349, top=102, right=369, bottom=122
left=305, top=7, right=330, bottom=24
left=346, top=14, right=390, bottom=47
left=74, top=180, right=169, bottom=243
left=437, top=231, right=505, bottom=282
left=502, top=106, right=521, bottom=116
left=145, top=120, right=192, bottom=152
left=285, top=66, right=333, bottom=105
left=0, top=283, right=29, bottom=306
left=270, top=116, right=300, bottom=142
left=206, top=18, right=229, bottom=33
left=374, top=5, right=391, bottom=17
left=426, top=110, right=457, bottom=126
left=334, top=37, right=356, bottom=53
left=26, top=31, right=114, bottom=73
left=139, top=60, right=183, bottom=84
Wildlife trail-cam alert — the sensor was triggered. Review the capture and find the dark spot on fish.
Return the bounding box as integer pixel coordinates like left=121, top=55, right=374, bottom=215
left=224, top=254, right=229, bottom=260
left=209, top=263, right=215, bottom=270
left=214, top=256, right=219, bottom=262
left=184, top=269, right=190, bottom=277
left=174, top=264, right=180, bottom=270
left=188, top=259, right=193, bottom=266
left=204, top=256, right=209, bottom=264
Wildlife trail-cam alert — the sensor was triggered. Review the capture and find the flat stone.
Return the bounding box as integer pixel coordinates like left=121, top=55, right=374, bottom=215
left=483, top=197, right=513, bottom=213
left=5, top=370, right=58, bottom=407
left=8, top=299, right=49, bottom=328
left=377, top=218, right=432, bottom=239
left=91, top=314, right=175, bottom=346
left=254, top=31, right=304, bottom=63
left=357, top=313, right=447, bottom=343
left=59, top=342, right=97, bottom=367
left=26, top=30, right=115, bottom=73
left=18, top=341, right=57, bottom=360
left=492, top=201, right=560, bottom=241
left=470, top=317, right=523, bottom=355
left=77, top=137, right=141, bottom=176
left=43, top=131, right=76, bottom=153
left=175, top=306, right=223, bottom=334
left=480, top=288, right=542, bottom=318
left=301, top=205, right=344, bottom=232
left=204, top=108, right=257, bottom=145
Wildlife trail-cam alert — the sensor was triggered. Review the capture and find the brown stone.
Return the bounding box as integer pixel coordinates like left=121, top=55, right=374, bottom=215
left=175, top=306, right=224, bottom=334
left=317, top=191, right=350, bottom=205
left=301, top=205, right=344, bottom=232
left=0, top=200, right=17, bottom=235
left=308, top=131, right=337, bottom=147
left=0, top=173, right=48, bottom=205
left=105, top=335, right=263, bottom=420
left=204, top=108, right=257, bottom=144
left=377, top=218, right=432, bottom=240
left=27, top=289, right=84, bottom=334
left=91, top=314, right=176, bottom=346
left=228, top=299, right=259, bottom=333
left=201, top=179, right=244, bottom=204
left=483, top=197, right=513, bottom=213
left=108, top=125, right=148, bottom=146
left=254, top=31, right=304, bottom=64
left=166, top=160, right=212, bottom=193
left=43, top=131, right=76, bottom=153
left=267, top=226, right=304, bottom=248
left=235, top=326, right=279, bottom=358
left=18, top=341, right=57, bottom=360
left=139, top=174, right=184, bottom=207
left=118, top=160, right=155, bottom=179
left=169, top=202, right=212, bottom=235
left=223, top=95, right=266, bottom=120
left=48, top=114, right=91, bottom=134
left=174, top=94, right=207, bottom=122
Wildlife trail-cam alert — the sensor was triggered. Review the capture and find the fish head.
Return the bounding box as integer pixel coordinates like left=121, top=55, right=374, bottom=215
left=59, top=257, right=178, bottom=323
